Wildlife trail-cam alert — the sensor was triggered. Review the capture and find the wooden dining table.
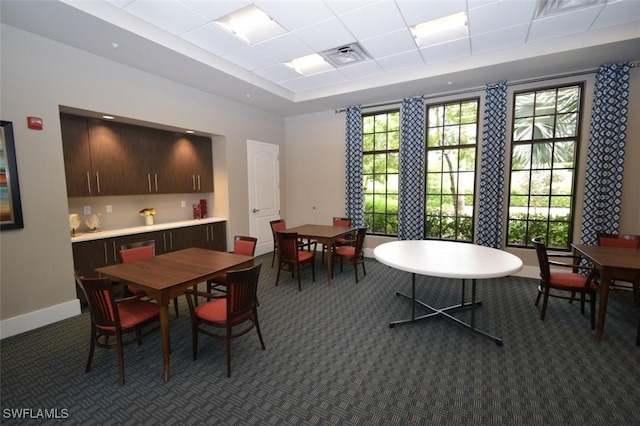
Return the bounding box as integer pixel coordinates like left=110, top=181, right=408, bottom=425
left=96, top=247, right=254, bottom=381
left=284, top=224, right=356, bottom=286
left=572, top=243, right=640, bottom=341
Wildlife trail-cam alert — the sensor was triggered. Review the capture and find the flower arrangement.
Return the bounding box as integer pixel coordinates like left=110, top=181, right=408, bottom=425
left=139, top=208, right=156, bottom=217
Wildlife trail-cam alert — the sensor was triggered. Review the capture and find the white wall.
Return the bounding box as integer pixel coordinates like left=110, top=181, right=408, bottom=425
left=0, top=24, right=285, bottom=336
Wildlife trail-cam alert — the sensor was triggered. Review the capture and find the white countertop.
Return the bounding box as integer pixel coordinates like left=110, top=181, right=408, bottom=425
left=70, top=217, right=227, bottom=243
left=374, top=240, right=523, bottom=279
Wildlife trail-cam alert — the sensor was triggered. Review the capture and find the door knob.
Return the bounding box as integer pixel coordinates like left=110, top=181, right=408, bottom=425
left=252, top=208, right=260, bottom=213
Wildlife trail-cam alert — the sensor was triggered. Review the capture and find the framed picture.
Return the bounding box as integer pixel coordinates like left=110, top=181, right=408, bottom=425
left=1, top=121, right=24, bottom=230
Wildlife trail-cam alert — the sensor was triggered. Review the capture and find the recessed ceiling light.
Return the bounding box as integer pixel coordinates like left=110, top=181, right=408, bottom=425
left=410, top=12, right=468, bottom=47
left=215, top=5, right=285, bottom=45
left=285, top=54, right=334, bottom=75
left=102, top=115, right=115, bottom=120
left=185, top=130, right=195, bottom=134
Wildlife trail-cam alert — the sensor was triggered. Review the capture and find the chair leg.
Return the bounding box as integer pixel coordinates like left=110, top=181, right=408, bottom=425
left=534, top=284, right=543, bottom=307
left=275, top=263, right=282, bottom=287
left=173, top=297, right=180, bottom=317
left=540, top=288, right=550, bottom=321
left=254, top=310, right=266, bottom=350
left=353, top=257, right=359, bottom=283
left=590, top=291, right=596, bottom=330
left=116, top=333, right=125, bottom=387
left=226, top=325, right=232, bottom=378
left=296, top=263, right=302, bottom=291
left=86, top=325, right=96, bottom=373
left=636, top=318, right=640, bottom=346
left=192, top=323, right=199, bottom=361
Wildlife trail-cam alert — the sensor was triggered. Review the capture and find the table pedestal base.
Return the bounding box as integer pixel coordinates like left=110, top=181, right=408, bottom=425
left=389, top=274, right=503, bottom=346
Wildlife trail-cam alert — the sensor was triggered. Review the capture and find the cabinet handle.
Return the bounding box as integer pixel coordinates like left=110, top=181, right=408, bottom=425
left=103, top=242, right=108, bottom=263
left=163, top=233, right=167, bottom=252
left=154, top=173, right=158, bottom=192
left=169, top=232, right=173, bottom=250
left=96, top=172, right=101, bottom=194
left=192, top=175, right=196, bottom=191
left=206, top=226, right=209, bottom=242
left=197, top=175, right=201, bottom=191
left=86, top=172, right=92, bottom=194
left=112, top=241, right=117, bottom=263
left=147, top=174, right=152, bottom=192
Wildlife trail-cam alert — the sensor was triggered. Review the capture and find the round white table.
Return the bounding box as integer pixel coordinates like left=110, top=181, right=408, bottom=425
left=374, top=240, right=523, bottom=346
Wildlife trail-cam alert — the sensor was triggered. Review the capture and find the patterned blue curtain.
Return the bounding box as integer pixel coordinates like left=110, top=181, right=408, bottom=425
left=476, top=81, right=508, bottom=248
left=345, top=105, right=364, bottom=227
left=398, top=97, right=425, bottom=240
left=580, top=62, right=631, bottom=245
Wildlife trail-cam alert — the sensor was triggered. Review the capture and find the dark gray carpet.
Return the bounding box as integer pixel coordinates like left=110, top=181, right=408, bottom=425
left=2, top=254, right=639, bottom=425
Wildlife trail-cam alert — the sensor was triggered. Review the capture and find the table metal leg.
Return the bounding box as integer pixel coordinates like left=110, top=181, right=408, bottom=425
left=389, top=275, right=503, bottom=346
left=159, top=305, right=171, bottom=381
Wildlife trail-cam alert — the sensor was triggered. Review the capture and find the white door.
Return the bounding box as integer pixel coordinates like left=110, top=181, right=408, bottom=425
left=247, top=140, right=280, bottom=256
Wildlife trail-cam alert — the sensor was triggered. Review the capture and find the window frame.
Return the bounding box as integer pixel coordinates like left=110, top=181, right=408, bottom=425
left=506, top=82, right=584, bottom=250
left=424, top=97, right=480, bottom=242
left=362, top=109, right=400, bottom=236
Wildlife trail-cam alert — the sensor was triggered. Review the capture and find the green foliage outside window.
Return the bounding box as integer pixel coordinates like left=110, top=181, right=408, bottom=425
left=507, top=84, right=581, bottom=249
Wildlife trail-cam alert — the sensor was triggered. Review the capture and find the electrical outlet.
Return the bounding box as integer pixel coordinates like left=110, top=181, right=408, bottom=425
left=106, top=205, right=112, bottom=213
left=83, top=206, right=91, bottom=214
left=181, top=201, right=186, bottom=208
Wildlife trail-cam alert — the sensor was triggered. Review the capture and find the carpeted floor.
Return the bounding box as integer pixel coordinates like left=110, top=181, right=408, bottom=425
left=1, top=253, right=639, bottom=425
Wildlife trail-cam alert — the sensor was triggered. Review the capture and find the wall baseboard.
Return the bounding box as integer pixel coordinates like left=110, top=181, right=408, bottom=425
left=0, top=299, right=81, bottom=340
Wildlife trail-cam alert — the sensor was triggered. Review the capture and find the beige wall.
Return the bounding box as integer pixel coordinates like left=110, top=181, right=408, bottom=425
left=0, top=24, right=285, bottom=333
left=1, top=22, right=638, bottom=336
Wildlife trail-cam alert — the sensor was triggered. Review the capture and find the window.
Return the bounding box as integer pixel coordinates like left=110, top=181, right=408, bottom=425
left=425, top=100, right=479, bottom=241
left=362, top=111, right=399, bottom=235
left=507, top=84, right=582, bottom=249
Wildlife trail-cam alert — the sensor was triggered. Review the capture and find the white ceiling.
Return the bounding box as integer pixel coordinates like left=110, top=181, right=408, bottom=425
left=2, top=0, right=639, bottom=117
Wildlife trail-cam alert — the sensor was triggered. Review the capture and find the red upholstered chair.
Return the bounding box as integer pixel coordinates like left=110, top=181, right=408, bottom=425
left=75, top=273, right=159, bottom=386
left=207, top=236, right=258, bottom=294
left=597, top=232, right=640, bottom=305
left=322, top=217, right=353, bottom=262
left=332, top=227, right=367, bottom=283
left=270, top=219, right=287, bottom=267
left=275, top=231, right=316, bottom=291
left=532, top=237, right=599, bottom=329
left=119, top=241, right=180, bottom=318
left=185, top=264, right=265, bottom=377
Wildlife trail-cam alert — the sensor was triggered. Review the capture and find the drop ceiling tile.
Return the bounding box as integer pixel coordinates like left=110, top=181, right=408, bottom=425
left=339, top=0, right=407, bottom=40
left=360, top=28, right=417, bottom=58
left=323, top=0, right=383, bottom=16
left=395, top=0, right=467, bottom=27
left=420, top=38, right=471, bottom=64
left=592, top=0, right=640, bottom=29
left=376, top=49, right=425, bottom=73
left=279, top=69, right=348, bottom=92
left=253, top=33, right=314, bottom=63
left=178, top=0, right=252, bottom=20
left=254, top=63, right=301, bottom=83
left=181, top=22, right=248, bottom=56
left=528, top=6, right=604, bottom=42
left=471, top=23, right=529, bottom=54
left=337, top=60, right=386, bottom=80
left=468, top=0, right=536, bottom=35
left=223, top=45, right=275, bottom=71
left=122, top=0, right=208, bottom=35
left=256, top=0, right=335, bottom=32
left=293, top=17, right=356, bottom=52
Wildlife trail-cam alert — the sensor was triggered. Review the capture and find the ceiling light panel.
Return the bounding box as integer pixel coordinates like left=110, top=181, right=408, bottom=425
left=215, top=5, right=286, bottom=44
left=286, top=54, right=334, bottom=75
left=411, top=12, right=469, bottom=48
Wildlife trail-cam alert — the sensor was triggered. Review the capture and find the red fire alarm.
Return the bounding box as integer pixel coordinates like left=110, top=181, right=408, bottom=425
left=27, top=116, right=43, bottom=130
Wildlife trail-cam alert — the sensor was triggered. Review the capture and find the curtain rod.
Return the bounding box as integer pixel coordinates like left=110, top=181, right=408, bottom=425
left=334, top=61, right=639, bottom=114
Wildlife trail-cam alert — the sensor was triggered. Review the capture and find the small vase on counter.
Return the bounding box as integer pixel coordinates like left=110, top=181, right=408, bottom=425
left=145, top=215, right=154, bottom=226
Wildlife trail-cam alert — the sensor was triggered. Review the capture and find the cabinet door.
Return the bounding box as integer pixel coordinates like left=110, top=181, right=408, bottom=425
left=193, top=135, right=214, bottom=192
left=60, top=114, right=93, bottom=197
left=165, top=226, right=206, bottom=252
left=87, top=119, right=134, bottom=196
left=117, top=124, right=161, bottom=194
left=72, top=238, right=118, bottom=275
left=209, top=222, right=227, bottom=251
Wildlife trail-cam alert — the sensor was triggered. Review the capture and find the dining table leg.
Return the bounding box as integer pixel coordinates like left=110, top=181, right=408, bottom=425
left=325, top=238, right=334, bottom=286
left=159, top=304, right=171, bottom=381
left=595, top=267, right=610, bottom=341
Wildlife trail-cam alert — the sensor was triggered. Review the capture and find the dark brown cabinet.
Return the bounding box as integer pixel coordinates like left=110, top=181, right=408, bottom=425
left=61, top=113, right=213, bottom=196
